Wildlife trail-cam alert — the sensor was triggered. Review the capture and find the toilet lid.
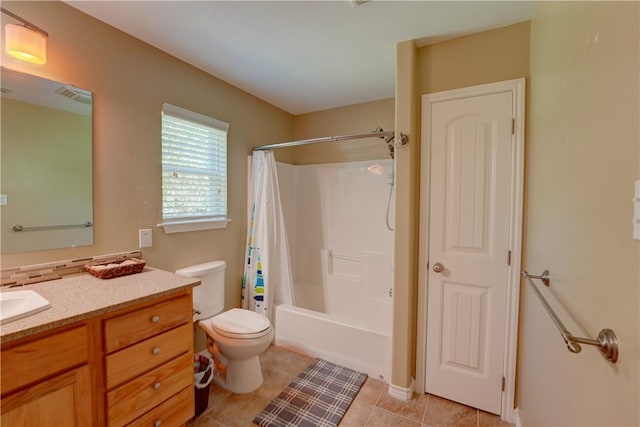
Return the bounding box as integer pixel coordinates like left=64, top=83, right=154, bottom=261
left=211, top=308, right=271, bottom=337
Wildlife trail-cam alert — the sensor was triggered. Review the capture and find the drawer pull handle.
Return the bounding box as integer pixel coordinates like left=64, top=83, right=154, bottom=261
left=154, top=421, right=162, bottom=427
left=152, top=347, right=160, bottom=355
left=153, top=382, right=161, bottom=390
left=151, top=315, right=160, bottom=323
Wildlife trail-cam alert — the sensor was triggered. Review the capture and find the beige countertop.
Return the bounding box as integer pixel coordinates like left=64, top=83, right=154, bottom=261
left=0, top=268, right=200, bottom=344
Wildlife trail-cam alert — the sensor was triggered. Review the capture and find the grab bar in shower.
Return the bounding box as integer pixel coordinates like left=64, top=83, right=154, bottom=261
left=522, top=270, right=618, bottom=363
left=12, top=221, right=93, bottom=232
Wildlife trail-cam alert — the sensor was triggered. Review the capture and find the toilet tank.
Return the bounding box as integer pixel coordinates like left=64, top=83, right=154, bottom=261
left=176, top=260, right=226, bottom=320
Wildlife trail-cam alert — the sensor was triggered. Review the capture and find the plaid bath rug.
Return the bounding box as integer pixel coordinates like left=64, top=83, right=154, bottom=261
left=254, top=358, right=368, bottom=427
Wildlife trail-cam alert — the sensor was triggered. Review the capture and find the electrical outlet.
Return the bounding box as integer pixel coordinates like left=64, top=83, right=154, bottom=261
left=139, top=229, right=152, bottom=248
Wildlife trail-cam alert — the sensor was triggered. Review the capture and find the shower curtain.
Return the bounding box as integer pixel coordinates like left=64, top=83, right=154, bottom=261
left=241, top=150, right=294, bottom=322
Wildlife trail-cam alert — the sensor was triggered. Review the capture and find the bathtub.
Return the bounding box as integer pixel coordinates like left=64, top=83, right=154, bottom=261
left=275, top=160, right=393, bottom=381
left=275, top=303, right=391, bottom=381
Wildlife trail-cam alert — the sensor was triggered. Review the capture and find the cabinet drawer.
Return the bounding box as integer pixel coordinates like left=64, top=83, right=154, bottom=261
left=107, top=353, right=192, bottom=427
left=125, top=386, right=194, bottom=427
left=104, top=296, right=191, bottom=353
left=1, top=325, right=88, bottom=395
left=106, top=323, right=192, bottom=389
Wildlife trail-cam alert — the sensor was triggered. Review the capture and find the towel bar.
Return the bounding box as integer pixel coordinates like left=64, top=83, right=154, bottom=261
left=12, top=221, right=93, bottom=232
left=522, top=270, right=618, bottom=363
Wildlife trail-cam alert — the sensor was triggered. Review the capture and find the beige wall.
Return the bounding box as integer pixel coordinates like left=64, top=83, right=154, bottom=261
left=519, top=2, right=639, bottom=425
left=391, top=40, right=420, bottom=390
left=291, top=98, right=395, bottom=164
left=0, top=1, right=294, bottom=311
left=418, top=22, right=531, bottom=95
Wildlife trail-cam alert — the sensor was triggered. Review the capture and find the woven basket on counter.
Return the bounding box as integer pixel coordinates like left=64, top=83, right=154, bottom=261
left=85, top=258, right=146, bottom=280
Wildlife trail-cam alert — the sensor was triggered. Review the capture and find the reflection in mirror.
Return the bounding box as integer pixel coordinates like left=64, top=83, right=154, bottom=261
left=1, top=68, right=93, bottom=254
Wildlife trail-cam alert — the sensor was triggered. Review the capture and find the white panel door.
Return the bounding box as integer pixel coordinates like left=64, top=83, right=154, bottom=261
left=425, top=90, right=513, bottom=414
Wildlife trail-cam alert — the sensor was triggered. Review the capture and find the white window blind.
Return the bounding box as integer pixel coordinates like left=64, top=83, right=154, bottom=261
left=161, top=103, right=229, bottom=224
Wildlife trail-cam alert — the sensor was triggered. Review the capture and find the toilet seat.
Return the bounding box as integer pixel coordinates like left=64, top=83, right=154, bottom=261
left=210, top=308, right=272, bottom=339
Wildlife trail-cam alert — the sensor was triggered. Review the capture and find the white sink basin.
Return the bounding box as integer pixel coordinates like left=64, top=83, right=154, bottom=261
left=0, top=290, right=52, bottom=324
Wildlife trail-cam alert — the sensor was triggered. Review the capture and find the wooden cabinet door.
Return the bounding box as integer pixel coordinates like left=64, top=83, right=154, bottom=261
left=1, top=365, right=92, bottom=427
left=1, top=325, right=88, bottom=395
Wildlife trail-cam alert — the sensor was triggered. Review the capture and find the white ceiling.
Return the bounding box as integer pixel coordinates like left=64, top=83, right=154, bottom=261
left=66, top=1, right=536, bottom=115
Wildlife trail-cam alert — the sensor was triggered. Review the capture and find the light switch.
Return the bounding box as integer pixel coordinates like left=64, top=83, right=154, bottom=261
left=0, top=194, right=6, bottom=206
left=139, top=229, right=152, bottom=248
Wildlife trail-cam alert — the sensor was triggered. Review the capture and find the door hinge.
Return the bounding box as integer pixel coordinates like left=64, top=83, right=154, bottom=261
left=502, top=376, right=506, bottom=391
left=511, top=118, right=515, bottom=135
left=507, top=250, right=512, bottom=266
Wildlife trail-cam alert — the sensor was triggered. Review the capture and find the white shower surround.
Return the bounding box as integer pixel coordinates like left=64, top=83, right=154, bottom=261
left=275, top=160, right=394, bottom=380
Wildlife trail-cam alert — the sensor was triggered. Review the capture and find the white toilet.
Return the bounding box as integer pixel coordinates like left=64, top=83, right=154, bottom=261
left=175, top=260, right=274, bottom=394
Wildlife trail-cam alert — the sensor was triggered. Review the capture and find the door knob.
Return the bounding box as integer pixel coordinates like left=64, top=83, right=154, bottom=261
left=433, top=262, right=444, bottom=273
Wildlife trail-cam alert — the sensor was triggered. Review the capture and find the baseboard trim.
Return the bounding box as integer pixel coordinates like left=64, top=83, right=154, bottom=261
left=513, top=407, right=522, bottom=427
left=388, top=378, right=415, bottom=401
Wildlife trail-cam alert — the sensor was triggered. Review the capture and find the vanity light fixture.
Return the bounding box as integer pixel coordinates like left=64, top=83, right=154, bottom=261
left=1, top=7, right=48, bottom=65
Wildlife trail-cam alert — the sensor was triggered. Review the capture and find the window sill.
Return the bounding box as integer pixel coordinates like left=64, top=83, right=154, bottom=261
left=157, top=218, right=230, bottom=234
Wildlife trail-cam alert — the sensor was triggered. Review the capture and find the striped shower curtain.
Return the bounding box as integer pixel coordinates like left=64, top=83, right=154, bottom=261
left=241, top=150, right=294, bottom=322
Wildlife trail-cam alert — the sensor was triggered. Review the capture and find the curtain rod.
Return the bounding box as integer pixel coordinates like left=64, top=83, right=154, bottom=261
left=253, top=129, right=395, bottom=151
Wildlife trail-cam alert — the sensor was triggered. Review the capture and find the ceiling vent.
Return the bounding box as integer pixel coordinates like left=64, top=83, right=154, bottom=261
left=55, top=85, right=91, bottom=105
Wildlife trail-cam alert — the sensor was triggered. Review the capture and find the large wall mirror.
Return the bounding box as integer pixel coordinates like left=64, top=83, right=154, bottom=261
left=1, top=68, right=93, bottom=254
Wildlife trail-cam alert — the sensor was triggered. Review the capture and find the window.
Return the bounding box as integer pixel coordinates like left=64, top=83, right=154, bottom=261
left=158, top=103, right=229, bottom=233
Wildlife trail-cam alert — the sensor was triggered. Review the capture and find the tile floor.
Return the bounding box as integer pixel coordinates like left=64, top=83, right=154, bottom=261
left=190, top=345, right=513, bottom=427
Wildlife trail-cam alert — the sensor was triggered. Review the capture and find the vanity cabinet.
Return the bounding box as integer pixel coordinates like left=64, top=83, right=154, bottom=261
left=0, top=289, right=195, bottom=427
left=0, top=325, right=93, bottom=426
left=103, top=295, right=194, bottom=427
